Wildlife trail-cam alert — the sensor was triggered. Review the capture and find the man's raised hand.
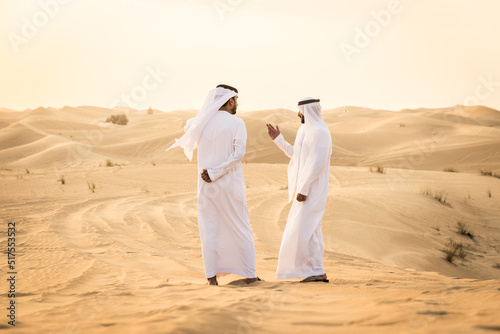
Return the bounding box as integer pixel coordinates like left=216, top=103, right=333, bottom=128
left=266, top=124, right=280, bottom=140
left=201, top=169, right=212, bottom=183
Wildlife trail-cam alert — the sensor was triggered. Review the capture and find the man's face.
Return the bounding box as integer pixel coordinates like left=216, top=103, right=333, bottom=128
left=230, top=96, right=238, bottom=115
left=298, top=110, right=305, bottom=124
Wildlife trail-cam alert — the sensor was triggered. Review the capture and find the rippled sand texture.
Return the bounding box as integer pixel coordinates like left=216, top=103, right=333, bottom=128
left=1, top=105, right=499, bottom=333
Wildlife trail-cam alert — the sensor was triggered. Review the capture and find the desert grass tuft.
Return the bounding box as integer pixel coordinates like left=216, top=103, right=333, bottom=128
left=105, top=159, right=124, bottom=167
left=444, top=242, right=456, bottom=262
left=87, top=181, right=96, bottom=193
left=444, top=241, right=466, bottom=262
left=456, top=220, right=474, bottom=239
left=456, top=243, right=466, bottom=259
left=443, top=168, right=458, bottom=173
left=433, top=191, right=448, bottom=205
left=479, top=170, right=500, bottom=179
left=106, top=159, right=122, bottom=167
left=421, top=187, right=432, bottom=196
left=421, top=188, right=451, bottom=206
left=58, top=175, right=65, bottom=185
left=369, top=166, right=386, bottom=174
left=487, top=189, right=492, bottom=198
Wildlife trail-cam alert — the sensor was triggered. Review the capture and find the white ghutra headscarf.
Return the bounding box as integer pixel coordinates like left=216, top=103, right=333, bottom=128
left=165, top=86, right=237, bottom=161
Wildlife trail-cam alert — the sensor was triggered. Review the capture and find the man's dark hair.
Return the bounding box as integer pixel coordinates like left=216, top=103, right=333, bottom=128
left=217, top=84, right=238, bottom=108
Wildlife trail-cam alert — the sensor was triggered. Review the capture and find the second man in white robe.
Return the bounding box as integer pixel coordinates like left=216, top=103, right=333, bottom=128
left=267, top=98, right=332, bottom=282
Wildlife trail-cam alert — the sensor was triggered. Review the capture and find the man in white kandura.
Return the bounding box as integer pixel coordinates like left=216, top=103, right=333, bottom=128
left=266, top=97, right=332, bottom=283
left=166, top=84, right=260, bottom=285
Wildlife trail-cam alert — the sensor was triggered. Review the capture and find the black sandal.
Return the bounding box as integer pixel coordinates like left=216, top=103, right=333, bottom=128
left=300, top=275, right=329, bottom=283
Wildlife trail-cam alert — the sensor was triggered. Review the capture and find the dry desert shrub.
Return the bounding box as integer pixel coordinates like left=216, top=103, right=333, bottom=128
left=106, top=114, right=129, bottom=125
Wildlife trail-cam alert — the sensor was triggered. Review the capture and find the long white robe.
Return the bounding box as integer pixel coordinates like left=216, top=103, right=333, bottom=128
left=197, top=110, right=256, bottom=279
left=273, top=124, right=332, bottom=279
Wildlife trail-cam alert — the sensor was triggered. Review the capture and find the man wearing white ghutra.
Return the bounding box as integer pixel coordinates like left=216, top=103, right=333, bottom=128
left=166, top=84, right=260, bottom=285
left=266, top=97, right=332, bottom=283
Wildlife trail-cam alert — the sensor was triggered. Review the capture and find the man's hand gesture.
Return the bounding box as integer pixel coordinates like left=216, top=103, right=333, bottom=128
left=266, top=124, right=281, bottom=140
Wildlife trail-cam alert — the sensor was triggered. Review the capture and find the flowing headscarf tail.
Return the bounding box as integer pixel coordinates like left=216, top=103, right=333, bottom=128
left=165, top=138, right=179, bottom=152
left=183, top=146, right=194, bottom=162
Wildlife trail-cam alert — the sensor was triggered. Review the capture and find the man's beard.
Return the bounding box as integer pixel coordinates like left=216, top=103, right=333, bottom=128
left=299, top=114, right=305, bottom=124
left=230, top=105, right=237, bottom=115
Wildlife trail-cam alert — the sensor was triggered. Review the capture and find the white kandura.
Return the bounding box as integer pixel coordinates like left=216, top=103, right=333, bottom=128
left=273, top=98, right=332, bottom=279
left=166, top=87, right=256, bottom=279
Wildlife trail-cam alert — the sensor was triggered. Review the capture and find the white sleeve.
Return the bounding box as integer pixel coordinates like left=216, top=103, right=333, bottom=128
left=296, top=132, right=331, bottom=196
left=273, top=133, right=293, bottom=159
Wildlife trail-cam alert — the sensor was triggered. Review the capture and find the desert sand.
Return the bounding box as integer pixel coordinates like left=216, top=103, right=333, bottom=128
left=1, top=105, right=499, bottom=333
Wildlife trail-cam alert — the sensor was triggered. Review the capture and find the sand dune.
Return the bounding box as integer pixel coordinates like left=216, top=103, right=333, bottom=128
left=2, top=104, right=499, bottom=170
left=1, top=105, right=499, bottom=333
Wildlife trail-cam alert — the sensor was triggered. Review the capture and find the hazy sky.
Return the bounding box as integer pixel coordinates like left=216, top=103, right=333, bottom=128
left=1, top=0, right=500, bottom=112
